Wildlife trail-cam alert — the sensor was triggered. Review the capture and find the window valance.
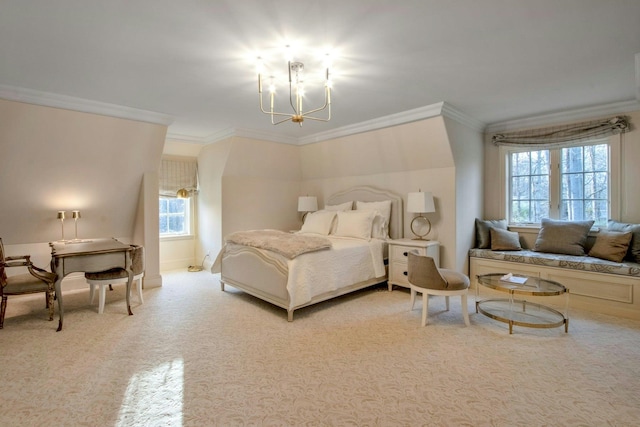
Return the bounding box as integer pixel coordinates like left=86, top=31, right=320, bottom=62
left=159, top=158, right=198, bottom=197
left=492, top=116, right=630, bottom=148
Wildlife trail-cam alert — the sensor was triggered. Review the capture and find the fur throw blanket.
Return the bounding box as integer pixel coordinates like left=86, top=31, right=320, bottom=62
left=224, top=229, right=332, bottom=259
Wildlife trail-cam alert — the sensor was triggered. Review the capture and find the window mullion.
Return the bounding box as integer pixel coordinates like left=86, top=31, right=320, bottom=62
left=549, top=149, right=560, bottom=219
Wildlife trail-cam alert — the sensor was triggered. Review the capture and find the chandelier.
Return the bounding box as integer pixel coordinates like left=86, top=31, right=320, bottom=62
left=257, top=51, right=332, bottom=126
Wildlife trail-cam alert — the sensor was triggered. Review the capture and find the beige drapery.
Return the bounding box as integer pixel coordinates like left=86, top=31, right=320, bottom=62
left=159, top=157, right=198, bottom=197
left=492, top=116, right=630, bottom=148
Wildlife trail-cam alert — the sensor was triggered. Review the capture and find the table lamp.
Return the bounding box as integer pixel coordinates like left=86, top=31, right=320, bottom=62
left=297, top=196, right=318, bottom=223
left=407, top=191, right=435, bottom=240
left=57, top=211, right=66, bottom=242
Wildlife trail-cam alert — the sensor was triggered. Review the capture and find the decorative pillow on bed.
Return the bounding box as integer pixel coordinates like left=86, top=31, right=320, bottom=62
left=334, top=210, right=376, bottom=240
left=300, top=210, right=337, bottom=235
left=475, top=218, right=507, bottom=249
left=324, top=201, right=353, bottom=211
left=588, top=230, right=633, bottom=263
left=607, top=220, right=640, bottom=263
left=356, top=200, right=392, bottom=235
left=533, top=218, right=594, bottom=256
left=490, top=228, right=522, bottom=251
left=371, top=212, right=388, bottom=240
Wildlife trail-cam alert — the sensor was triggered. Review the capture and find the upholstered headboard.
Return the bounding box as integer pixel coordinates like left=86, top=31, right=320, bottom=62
left=326, top=186, right=404, bottom=239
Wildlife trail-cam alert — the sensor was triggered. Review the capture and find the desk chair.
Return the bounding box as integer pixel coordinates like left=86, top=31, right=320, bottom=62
left=85, top=245, right=144, bottom=314
left=407, top=252, right=470, bottom=326
left=0, top=238, right=56, bottom=329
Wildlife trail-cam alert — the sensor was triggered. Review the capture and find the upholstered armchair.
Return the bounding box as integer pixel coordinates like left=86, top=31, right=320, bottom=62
left=0, top=238, right=56, bottom=329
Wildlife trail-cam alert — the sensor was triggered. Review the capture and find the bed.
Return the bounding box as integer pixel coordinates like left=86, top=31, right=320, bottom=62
left=212, top=186, right=404, bottom=321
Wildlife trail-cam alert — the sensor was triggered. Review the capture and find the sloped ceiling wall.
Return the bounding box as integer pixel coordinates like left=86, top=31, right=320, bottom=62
left=0, top=99, right=166, bottom=244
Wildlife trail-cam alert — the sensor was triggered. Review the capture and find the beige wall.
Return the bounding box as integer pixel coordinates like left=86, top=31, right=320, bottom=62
left=196, top=137, right=302, bottom=266
left=0, top=99, right=166, bottom=287
left=194, top=116, right=483, bottom=271
left=483, top=110, right=640, bottom=223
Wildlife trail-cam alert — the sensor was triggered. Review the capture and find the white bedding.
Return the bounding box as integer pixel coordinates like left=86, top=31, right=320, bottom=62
left=222, top=235, right=386, bottom=310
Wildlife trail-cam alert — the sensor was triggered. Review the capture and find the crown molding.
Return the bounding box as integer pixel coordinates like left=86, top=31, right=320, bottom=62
left=0, top=84, right=174, bottom=126
left=297, top=102, right=446, bottom=145
left=233, top=128, right=299, bottom=145
left=440, top=103, right=486, bottom=132
left=485, top=99, right=640, bottom=134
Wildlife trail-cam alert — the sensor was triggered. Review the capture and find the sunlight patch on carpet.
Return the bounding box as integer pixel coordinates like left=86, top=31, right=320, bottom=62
left=117, top=358, right=184, bottom=426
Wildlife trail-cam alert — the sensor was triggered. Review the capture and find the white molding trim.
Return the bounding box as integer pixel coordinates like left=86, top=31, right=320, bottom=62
left=233, top=128, right=299, bottom=145
left=0, top=84, right=174, bottom=126
left=485, top=99, right=640, bottom=134
left=441, top=103, right=486, bottom=132
left=297, top=102, right=446, bottom=145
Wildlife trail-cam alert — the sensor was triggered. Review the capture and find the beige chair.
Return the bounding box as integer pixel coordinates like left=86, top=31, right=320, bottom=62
left=0, top=238, right=56, bottom=329
left=85, top=245, right=144, bottom=314
left=407, top=252, right=470, bottom=326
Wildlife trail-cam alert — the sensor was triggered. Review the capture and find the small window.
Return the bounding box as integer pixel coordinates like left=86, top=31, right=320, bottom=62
left=159, top=197, right=190, bottom=236
left=507, top=141, right=609, bottom=227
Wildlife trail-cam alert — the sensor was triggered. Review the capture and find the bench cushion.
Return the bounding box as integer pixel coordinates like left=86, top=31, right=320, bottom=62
left=469, top=248, right=640, bottom=278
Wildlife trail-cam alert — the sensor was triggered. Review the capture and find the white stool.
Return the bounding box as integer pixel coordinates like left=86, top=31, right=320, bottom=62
left=85, top=245, right=144, bottom=314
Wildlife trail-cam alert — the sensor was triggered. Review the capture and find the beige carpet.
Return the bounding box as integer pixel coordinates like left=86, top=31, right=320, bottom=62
left=1, top=269, right=639, bottom=426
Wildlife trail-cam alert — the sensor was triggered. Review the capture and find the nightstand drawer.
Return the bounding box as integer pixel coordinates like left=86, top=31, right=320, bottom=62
left=390, top=245, right=427, bottom=261
left=387, top=239, right=440, bottom=290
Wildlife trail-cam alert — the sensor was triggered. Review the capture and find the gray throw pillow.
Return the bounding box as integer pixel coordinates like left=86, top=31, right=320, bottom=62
left=533, top=218, right=594, bottom=256
left=607, top=220, right=640, bottom=263
left=475, top=218, right=507, bottom=249
left=490, top=228, right=522, bottom=251
left=588, top=230, right=633, bottom=263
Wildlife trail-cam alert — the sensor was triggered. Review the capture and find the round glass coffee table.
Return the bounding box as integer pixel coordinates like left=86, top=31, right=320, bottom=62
left=476, top=273, right=569, bottom=334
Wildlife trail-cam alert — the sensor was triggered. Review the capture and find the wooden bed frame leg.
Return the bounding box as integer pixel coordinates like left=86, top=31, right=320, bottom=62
left=287, top=310, right=294, bottom=322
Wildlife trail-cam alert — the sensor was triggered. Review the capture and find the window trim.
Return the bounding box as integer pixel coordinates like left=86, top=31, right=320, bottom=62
left=498, top=134, right=621, bottom=226
left=159, top=196, right=195, bottom=239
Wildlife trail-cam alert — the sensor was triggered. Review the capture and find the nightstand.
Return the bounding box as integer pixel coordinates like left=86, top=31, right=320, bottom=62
left=388, top=239, right=440, bottom=291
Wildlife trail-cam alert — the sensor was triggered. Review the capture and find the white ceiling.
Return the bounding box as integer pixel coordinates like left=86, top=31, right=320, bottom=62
left=1, top=0, right=639, bottom=144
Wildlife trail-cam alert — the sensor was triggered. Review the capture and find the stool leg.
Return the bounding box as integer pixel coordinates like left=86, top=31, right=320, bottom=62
left=445, top=295, right=450, bottom=311
left=461, top=292, right=470, bottom=326
left=98, top=284, right=107, bottom=314
left=89, top=283, right=96, bottom=304
left=137, top=278, right=144, bottom=304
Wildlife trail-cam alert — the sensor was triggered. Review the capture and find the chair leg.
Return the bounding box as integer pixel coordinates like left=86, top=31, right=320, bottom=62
left=461, top=293, right=470, bottom=326
left=47, top=290, right=55, bottom=321
left=445, top=295, right=450, bottom=311
left=421, top=292, right=429, bottom=326
left=0, top=295, right=7, bottom=329
left=410, top=288, right=416, bottom=310
left=98, top=284, right=107, bottom=314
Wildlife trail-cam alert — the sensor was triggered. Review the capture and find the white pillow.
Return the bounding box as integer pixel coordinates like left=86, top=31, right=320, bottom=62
left=356, top=200, right=392, bottom=236
left=300, top=210, right=337, bottom=235
left=371, top=212, right=388, bottom=240
left=324, top=201, right=353, bottom=211
left=334, top=210, right=376, bottom=240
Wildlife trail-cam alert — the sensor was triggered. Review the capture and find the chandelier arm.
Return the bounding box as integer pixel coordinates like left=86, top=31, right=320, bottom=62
left=271, top=115, right=294, bottom=125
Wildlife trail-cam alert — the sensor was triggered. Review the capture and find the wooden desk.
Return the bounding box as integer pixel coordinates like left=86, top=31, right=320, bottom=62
left=50, top=238, right=133, bottom=331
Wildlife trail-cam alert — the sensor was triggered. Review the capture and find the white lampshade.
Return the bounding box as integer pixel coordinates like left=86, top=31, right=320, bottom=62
left=297, top=196, right=318, bottom=213
left=407, top=191, right=435, bottom=213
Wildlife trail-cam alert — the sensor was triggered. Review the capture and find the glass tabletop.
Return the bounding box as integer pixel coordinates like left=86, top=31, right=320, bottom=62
left=477, top=273, right=567, bottom=296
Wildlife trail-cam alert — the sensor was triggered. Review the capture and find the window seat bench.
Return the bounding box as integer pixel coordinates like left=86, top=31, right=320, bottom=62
left=469, top=248, right=640, bottom=320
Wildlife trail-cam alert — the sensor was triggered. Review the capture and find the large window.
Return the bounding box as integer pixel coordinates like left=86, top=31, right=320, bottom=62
left=159, top=197, right=190, bottom=236
left=508, top=141, right=610, bottom=227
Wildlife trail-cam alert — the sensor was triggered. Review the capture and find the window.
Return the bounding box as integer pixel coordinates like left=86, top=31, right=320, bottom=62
left=159, top=197, right=191, bottom=236
left=508, top=140, right=610, bottom=227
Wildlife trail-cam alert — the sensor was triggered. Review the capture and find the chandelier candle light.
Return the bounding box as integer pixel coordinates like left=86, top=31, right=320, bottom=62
left=258, top=47, right=332, bottom=126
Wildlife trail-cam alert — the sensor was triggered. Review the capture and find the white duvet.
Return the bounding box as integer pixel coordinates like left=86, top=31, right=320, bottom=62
left=285, top=235, right=386, bottom=309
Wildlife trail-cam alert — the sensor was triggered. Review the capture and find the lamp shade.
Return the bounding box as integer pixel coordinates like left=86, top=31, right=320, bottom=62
left=297, top=196, right=318, bottom=212
left=407, top=192, right=435, bottom=213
